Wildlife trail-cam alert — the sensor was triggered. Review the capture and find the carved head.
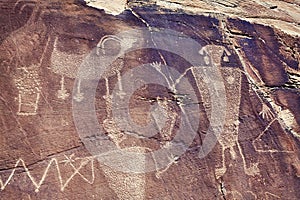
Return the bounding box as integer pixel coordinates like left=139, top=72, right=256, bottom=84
left=199, top=45, right=231, bottom=65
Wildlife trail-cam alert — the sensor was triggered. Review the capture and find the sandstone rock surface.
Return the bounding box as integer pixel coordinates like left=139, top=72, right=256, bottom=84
left=0, top=0, right=299, bottom=199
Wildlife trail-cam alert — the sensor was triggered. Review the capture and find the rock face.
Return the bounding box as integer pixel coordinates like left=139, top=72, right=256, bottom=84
left=0, top=0, right=299, bottom=199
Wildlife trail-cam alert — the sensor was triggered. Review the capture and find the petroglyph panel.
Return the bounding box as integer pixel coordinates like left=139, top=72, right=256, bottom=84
left=0, top=1, right=299, bottom=199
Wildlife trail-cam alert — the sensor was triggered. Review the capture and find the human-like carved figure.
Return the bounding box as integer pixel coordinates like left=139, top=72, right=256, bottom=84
left=15, top=66, right=41, bottom=116
left=96, top=34, right=137, bottom=57
left=50, top=36, right=89, bottom=101
left=96, top=34, right=137, bottom=104
left=193, top=45, right=259, bottom=179
left=0, top=2, right=47, bottom=116
left=99, top=34, right=137, bottom=141
left=96, top=35, right=150, bottom=200
left=1, top=1, right=88, bottom=110
left=14, top=0, right=38, bottom=13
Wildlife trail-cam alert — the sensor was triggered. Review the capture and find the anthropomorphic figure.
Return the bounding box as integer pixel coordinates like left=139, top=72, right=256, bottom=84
left=193, top=45, right=259, bottom=179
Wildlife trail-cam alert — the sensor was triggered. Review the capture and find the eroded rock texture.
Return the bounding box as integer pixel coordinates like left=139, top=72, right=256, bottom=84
left=0, top=0, right=299, bottom=199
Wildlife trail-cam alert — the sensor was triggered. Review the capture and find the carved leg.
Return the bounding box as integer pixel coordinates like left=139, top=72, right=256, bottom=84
left=116, top=70, right=126, bottom=99
left=57, top=76, right=69, bottom=100
left=73, top=79, right=84, bottom=102
left=215, top=146, right=227, bottom=179
left=237, top=141, right=259, bottom=176
left=229, top=146, right=236, bottom=160
left=103, top=77, right=113, bottom=119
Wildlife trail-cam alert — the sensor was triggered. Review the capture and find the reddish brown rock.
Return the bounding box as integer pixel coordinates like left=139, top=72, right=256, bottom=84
left=0, top=0, right=299, bottom=199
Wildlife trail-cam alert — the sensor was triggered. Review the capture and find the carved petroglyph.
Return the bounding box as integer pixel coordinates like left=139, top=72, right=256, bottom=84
left=265, top=192, right=280, bottom=199
left=225, top=22, right=300, bottom=143
left=277, top=108, right=299, bottom=139
left=103, top=58, right=126, bottom=101
left=155, top=97, right=178, bottom=143
left=50, top=37, right=87, bottom=100
left=259, top=103, right=276, bottom=121
left=193, top=45, right=259, bottom=178
left=96, top=35, right=122, bottom=55
left=96, top=34, right=137, bottom=56
left=227, top=190, right=243, bottom=200
left=252, top=110, right=294, bottom=153
left=153, top=149, right=179, bottom=179
left=102, top=118, right=126, bottom=148
left=101, top=147, right=146, bottom=200
left=51, top=37, right=87, bottom=78
left=0, top=153, right=177, bottom=196
left=101, top=93, right=179, bottom=199
left=73, top=79, right=84, bottom=102
left=14, top=65, right=41, bottom=116
left=98, top=34, right=136, bottom=105
left=99, top=34, right=137, bottom=97
left=57, top=76, right=69, bottom=100
left=102, top=167, right=146, bottom=200
left=60, top=154, right=95, bottom=185
left=246, top=190, right=258, bottom=199
left=150, top=98, right=169, bottom=133
left=0, top=156, right=95, bottom=192
left=100, top=34, right=138, bottom=115
left=97, top=35, right=149, bottom=200
left=199, top=45, right=231, bottom=65
left=99, top=35, right=130, bottom=146
left=150, top=98, right=180, bottom=178
left=262, top=97, right=300, bottom=139
left=249, top=88, right=296, bottom=152
left=5, top=13, right=48, bottom=116
left=14, top=0, right=38, bottom=14
left=151, top=62, right=175, bottom=91
left=98, top=43, right=182, bottom=197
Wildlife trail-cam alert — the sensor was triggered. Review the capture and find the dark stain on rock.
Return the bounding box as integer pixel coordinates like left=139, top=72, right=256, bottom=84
left=254, top=24, right=299, bottom=70
left=239, top=37, right=288, bottom=86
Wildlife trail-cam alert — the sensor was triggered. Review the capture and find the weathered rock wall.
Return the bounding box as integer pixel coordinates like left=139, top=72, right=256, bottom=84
left=0, top=0, right=299, bottom=199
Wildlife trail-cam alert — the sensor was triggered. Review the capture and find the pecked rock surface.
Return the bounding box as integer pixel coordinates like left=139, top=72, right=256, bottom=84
left=0, top=0, right=299, bottom=199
